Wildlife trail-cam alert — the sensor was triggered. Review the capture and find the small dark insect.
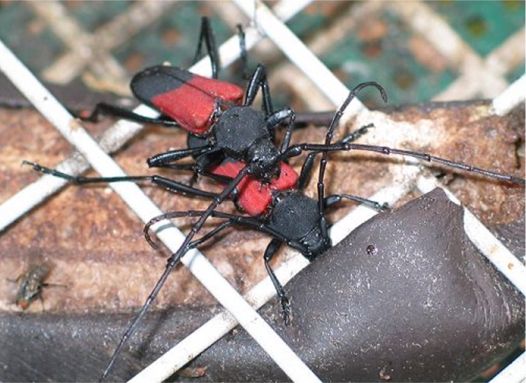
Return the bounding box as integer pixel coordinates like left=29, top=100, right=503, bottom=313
left=11, top=264, right=51, bottom=310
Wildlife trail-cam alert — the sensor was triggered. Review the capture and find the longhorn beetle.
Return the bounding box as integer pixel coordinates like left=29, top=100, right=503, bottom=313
left=41, top=60, right=304, bottom=217
left=78, top=59, right=318, bottom=216
left=25, top=82, right=525, bottom=380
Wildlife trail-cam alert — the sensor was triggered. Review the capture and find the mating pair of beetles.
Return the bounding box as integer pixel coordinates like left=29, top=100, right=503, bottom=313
left=25, top=17, right=525, bottom=380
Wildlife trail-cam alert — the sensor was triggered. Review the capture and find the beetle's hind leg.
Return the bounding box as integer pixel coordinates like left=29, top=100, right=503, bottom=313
left=264, top=238, right=292, bottom=325
left=76, top=102, right=179, bottom=128
left=192, top=17, right=220, bottom=79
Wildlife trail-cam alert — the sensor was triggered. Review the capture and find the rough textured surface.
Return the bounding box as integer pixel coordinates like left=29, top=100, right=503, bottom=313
left=0, top=189, right=523, bottom=382
left=0, top=101, right=523, bottom=314
left=0, top=101, right=524, bottom=381
left=182, top=188, right=524, bottom=382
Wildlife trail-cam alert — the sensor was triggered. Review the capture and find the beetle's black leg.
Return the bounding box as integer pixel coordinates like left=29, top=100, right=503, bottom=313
left=154, top=162, right=198, bottom=172
left=147, top=146, right=218, bottom=168
left=149, top=175, right=220, bottom=199
left=186, top=169, right=199, bottom=188
left=263, top=238, right=291, bottom=325
left=78, top=102, right=180, bottom=128
left=324, top=194, right=389, bottom=212
left=244, top=64, right=273, bottom=116
left=22, top=161, right=220, bottom=199
left=266, top=108, right=294, bottom=130
left=192, top=17, right=220, bottom=79
left=265, top=107, right=296, bottom=153
left=186, top=134, right=226, bottom=181
left=297, top=152, right=318, bottom=191
left=341, top=123, right=374, bottom=144
left=236, top=23, right=249, bottom=79
left=188, top=221, right=234, bottom=249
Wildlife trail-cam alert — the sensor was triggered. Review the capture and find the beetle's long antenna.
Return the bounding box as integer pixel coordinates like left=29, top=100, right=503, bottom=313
left=282, top=140, right=525, bottom=186
left=100, top=165, right=250, bottom=380
left=343, top=143, right=526, bottom=186
left=317, top=82, right=387, bottom=220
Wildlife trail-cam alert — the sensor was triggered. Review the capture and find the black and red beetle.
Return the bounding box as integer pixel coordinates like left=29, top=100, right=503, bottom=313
left=73, top=61, right=302, bottom=216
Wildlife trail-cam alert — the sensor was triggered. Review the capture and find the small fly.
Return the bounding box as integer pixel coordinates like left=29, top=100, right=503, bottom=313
left=11, top=263, right=63, bottom=310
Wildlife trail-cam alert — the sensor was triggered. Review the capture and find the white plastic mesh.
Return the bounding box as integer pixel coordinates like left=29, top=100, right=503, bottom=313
left=0, top=1, right=524, bottom=382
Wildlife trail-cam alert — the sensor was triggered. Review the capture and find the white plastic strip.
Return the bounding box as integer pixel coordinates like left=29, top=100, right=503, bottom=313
left=491, top=74, right=526, bottom=116
left=0, top=0, right=310, bottom=233
left=131, top=178, right=415, bottom=382
left=0, top=39, right=320, bottom=383
left=233, top=0, right=366, bottom=116
left=417, top=176, right=526, bottom=296
left=0, top=115, right=147, bottom=232
left=489, top=352, right=526, bottom=383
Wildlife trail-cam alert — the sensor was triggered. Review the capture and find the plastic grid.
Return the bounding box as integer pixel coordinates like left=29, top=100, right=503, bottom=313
left=0, top=1, right=524, bottom=382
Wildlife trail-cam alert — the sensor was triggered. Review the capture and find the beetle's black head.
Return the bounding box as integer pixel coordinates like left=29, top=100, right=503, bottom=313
left=246, top=138, right=281, bottom=181
left=301, top=226, right=332, bottom=261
